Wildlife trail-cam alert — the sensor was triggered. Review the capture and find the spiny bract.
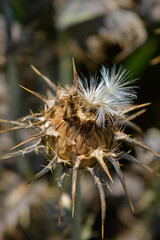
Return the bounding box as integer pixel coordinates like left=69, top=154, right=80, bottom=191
left=0, top=60, right=159, bottom=239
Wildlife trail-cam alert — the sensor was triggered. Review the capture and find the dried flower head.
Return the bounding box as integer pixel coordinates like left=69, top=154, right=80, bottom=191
left=0, top=60, right=159, bottom=239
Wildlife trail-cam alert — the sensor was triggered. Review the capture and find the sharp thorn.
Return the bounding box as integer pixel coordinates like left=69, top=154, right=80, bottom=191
left=26, top=156, right=57, bottom=184
left=72, top=158, right=81, bottom=218
left=10, top=133, right=44, bottom=150
left=126, top=108, right=147, bottom=121
left=58, top=166, right=68, bottom=225
left=31, top=65, right=57, bottom=91
left=97, top=153, right=113, bottom=183
left=122, top=103, right=151, bottom=114
left=72, top=58, right=79, bottom=88
left=19, top=85, right=48, bottom=103
left=107, top=157, right=135, bottom=212
left=115, top=132, right=160, bottom=157
left=87, top=167, right=106, bottom=239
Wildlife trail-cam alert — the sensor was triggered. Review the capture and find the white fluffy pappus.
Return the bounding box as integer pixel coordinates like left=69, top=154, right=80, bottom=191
left=76, top=65, right=137, bottom=127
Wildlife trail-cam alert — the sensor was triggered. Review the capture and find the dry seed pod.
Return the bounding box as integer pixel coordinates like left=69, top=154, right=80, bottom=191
left=0, top=60, right=159, bottom=239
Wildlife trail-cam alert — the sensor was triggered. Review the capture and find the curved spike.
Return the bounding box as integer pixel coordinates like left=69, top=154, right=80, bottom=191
left=0, top=119, right=25, bottom=126
left=115, top=132, right=160, bottom=157
left=20, top=112, right=44, bottom=122
left=72, top=58, right=79, bottom=89
left=126, top=108, right=146, bottom=121
left=31, top=65, right=57, bottom=92
left=0, top=150, right=25, bottom=160
left=93, top=149, right=113, bottom=183
left=0, top=119, right=26, bottom=133
left=0, top=120, right=42, bottom=133
left=107, top=156, right=135, bottom=212
left=0, top=141, right=43, bottom=160
left=72, top=158, right=81, bottom=218
left=122, top=103, right=151, bottom=114
left=0, top=119, right=39, bottom=133
left=105, top=181, right=112, bottom=193
left=0, top=125, right=26, bottom=133
left=11, top=132, right=45, bottom=150
left=72, top=58, right=85, bottom=96
left=58, top=166, right=68, bottom=225
left=119, top=152, right=160, bottom=177
left=19, top=85, right=48, bottom=103
left=116, top=120, right=144, bottom=135
left=87, top=167, right=106, bottom=239
left=27, top=156, right=57, bottom=184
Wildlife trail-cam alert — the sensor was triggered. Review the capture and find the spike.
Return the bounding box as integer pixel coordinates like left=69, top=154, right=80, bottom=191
left=31, top=65, right=57, bottom=91
left=0, top=150, right=23, bottom=160
left=107, top=156, right=135, bottom=212
left=58, top=166, right=68, bottom=225
left=0, top=147, right=33, bottom=160
left=10, top=132, right=45, bottom=150
left=0, top=140, right=42, bottom=160
left=0, top=125, right=25, bottom=133
left=87, top=167, right=106, bottom=239
left=25, top=120, right=42, bottom=130
left=115, top=132, right=160, bottom=157
left=19, top=85, right=48, bottom=104
left=0, top=119, right=25, bottom=126
left=72, top=58, right=79, bottom=88
left=27, top=156, right=57, bottom=184
left=126, top=108, right=147, bottom=121
left=105, top=181, right=112, bottom=192
left=116, top=120, right=144, bottom=135
left=20, top=112, right=44, bottom=122
left=72, top=158, right=81, bottom=218
left=122, top=103, right=151, bottom=114
left=93, top=149, right=113, bottom=183
left=119, top=152, right=160, bottom=177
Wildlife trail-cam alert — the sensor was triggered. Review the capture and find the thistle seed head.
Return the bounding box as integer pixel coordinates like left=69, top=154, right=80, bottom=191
left=0, top=60, right=159, bottom=239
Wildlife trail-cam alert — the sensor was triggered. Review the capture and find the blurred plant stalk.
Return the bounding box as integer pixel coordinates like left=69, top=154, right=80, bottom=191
left=2, top=0, right=32, bottom=177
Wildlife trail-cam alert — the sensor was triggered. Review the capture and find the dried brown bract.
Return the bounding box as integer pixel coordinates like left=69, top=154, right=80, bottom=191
left=0, top=60, right=159, bottom=239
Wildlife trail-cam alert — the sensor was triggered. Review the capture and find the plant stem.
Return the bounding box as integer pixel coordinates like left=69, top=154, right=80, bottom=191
left=72, top=173, right=82, bottom=240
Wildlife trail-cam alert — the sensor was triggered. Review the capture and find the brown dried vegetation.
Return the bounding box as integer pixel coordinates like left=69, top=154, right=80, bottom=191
left=0, top=61, right=159, bottom=239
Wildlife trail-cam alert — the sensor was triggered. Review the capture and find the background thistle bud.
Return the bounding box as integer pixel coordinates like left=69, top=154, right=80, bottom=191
left=0, top=60, right=159, bottom=240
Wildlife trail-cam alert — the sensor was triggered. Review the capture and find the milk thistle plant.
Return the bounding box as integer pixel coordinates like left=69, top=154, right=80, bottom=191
left=0, top=60, right=159, bottom=239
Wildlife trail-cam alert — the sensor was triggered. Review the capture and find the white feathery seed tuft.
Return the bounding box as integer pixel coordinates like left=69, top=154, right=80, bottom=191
left=76, top=65, right=137, bottom=127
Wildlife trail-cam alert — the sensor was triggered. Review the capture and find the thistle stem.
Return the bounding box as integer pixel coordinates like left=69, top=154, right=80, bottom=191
left=72, top=172, right=82, bottom=240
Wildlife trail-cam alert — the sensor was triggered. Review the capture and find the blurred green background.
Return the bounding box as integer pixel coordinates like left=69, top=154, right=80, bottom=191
left=0, top=0, right=160, bottom=239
